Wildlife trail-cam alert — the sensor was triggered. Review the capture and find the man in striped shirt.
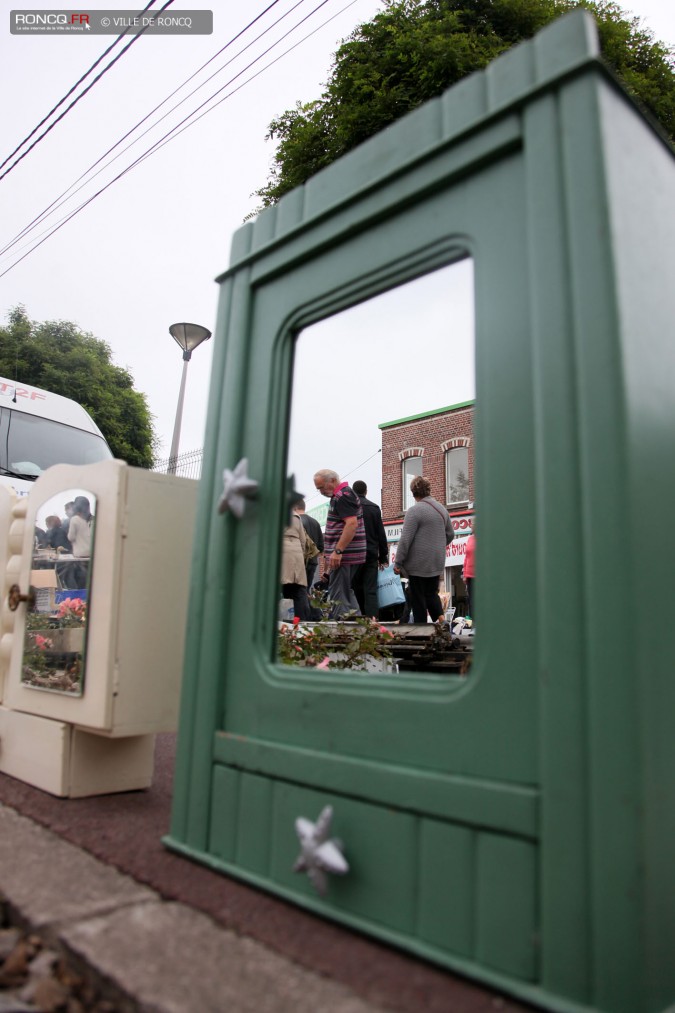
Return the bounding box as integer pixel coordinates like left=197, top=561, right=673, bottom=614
left=313, top=469, right=366, bottom=618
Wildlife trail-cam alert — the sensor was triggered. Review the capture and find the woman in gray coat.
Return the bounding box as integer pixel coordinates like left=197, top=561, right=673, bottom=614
left=394, top=476, right=454, bottom=623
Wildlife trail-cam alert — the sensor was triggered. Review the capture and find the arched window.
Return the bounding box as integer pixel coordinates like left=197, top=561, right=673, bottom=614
left=401, top=455, right=423, bottom=510
left=445, top=446, right=470, bottom=506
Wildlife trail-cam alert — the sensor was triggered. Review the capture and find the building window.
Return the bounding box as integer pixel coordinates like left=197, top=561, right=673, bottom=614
left=445, top=447, right=470, bottom=505
left=402, top=456, right=423, bottom=510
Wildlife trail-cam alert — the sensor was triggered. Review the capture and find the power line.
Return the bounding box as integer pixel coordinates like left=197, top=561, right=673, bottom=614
left=0, top=0, right=176, bottom=183
left=79, top=0, right=340, bottom=195
left=0, top=0, right=361, bottom=278
left=304, top=449, right=383, bottom=508
left=135, top=0, right=344, bottom=161
left=0, top=0, right=296, bottom=258
left=0, top=0, right=162, bottom=174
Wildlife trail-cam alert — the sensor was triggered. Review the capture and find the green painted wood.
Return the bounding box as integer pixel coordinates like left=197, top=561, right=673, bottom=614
left=597, top=83, right=675, bottom=1013
left=560, top=75, right=643, bottom=1013
left=475, top=834, right=537, bottom=981
left=524, top=90, right=592, bottom=1004
left=418, top=820, right=474, bottom=957
left=270, top=781, right=418, bottom=932
left=213, top=733, right=538, bottom=837
left=216, top=158, right=536, bottom=789
left=235, top=773, right=273, bottom=875
left=208, top=764, right=239, bottom=862
left=166, top=11, right=675, bottom=1012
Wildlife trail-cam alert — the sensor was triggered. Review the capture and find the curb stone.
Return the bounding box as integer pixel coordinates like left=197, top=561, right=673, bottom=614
left=0, top=805, right=388, bottom=1013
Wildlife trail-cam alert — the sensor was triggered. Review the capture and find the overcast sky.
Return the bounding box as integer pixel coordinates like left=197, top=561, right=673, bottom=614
left=289, top=258, right=475, bottom=511
left=1, top=0, right=673, bottom=504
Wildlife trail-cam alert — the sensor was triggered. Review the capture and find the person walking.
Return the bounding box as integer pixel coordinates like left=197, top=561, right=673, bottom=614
left=313, top=469, right=366, bottom=618
left=293, top=498, right=324, bottom=589
left=462, top=519, right=476, bottom=621
left=280, top=512, right=311, bottom=621
left=393, top=476, right=454, bottom=624
left=350, top=480, right=389, bottom=618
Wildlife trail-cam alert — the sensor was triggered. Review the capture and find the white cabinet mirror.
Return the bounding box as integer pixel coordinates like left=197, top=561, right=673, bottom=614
left=22, top=488, right=96, bottom=695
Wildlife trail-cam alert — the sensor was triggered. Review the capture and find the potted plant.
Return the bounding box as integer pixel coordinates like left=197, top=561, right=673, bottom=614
left=22, top=596, right=88, bottom=693
left=278, top=613, right=396, bottom=671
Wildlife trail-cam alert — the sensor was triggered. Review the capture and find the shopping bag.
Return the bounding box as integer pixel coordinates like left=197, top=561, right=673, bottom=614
left=376, top=565, right=406, bottom=609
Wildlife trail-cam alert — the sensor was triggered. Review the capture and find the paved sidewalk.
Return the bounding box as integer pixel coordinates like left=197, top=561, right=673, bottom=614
left=0, top=804, right=389, bottom=1013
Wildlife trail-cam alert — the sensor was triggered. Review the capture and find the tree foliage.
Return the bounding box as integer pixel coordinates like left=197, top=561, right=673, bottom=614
left=253, top=0, right=674, bottom=208
left=0, top=306, right=156, bottom=468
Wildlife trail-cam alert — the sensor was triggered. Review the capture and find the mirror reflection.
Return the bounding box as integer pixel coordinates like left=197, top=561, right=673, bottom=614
left=279, top=258, right=476, bottom=677
left=23, top=488, right=96, bottom=695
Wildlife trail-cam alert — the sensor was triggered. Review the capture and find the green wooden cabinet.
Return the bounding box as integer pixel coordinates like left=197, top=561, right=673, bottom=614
left=165, top=12, right=675, bottom=1012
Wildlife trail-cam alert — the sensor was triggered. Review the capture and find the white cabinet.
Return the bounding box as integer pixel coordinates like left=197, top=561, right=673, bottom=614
left=0, top=706, right=155, bottom=796
left=4, top=460, right=198, bottom=736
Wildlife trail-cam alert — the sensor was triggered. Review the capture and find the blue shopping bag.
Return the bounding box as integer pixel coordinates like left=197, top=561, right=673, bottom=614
left=376, top=565, right=406, bottom=609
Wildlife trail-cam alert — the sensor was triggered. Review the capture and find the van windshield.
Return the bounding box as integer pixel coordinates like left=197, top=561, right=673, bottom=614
left=1, top=409, right=113, bottom=480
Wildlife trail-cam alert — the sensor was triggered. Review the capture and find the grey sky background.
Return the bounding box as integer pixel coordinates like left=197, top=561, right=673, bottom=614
left=1, top=0, right=672, bottom=506
left=289, top=259, right=475, bottom=511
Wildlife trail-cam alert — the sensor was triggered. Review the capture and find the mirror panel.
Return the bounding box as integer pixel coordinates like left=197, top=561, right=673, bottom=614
left=22, top=488, right=96, bottom=696
left=279, top=257, right=476, bottom=676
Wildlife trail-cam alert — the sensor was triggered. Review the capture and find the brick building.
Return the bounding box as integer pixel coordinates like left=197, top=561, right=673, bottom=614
left=379, top=399, right=475, bottom=609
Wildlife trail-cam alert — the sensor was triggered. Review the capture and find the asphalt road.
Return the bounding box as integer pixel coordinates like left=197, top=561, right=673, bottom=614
left=0, top=733, right=536, bottom=1013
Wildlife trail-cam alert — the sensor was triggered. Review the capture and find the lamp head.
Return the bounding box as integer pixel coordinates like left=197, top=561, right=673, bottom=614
left=169, top=322, right=212, bottom=361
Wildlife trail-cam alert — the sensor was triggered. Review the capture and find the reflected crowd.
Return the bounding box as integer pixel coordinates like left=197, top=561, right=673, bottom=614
left=281, top=469, right=472, bottom=631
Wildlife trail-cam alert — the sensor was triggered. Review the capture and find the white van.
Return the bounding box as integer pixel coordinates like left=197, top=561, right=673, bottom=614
left=0, top=377, right=113, bottom=496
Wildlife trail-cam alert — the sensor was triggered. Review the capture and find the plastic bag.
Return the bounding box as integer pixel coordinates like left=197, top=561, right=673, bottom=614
left=376, top=565, right=406, bottom=609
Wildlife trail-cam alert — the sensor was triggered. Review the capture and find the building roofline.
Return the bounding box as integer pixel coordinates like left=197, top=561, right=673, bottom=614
left=378, top=399, right=475, bottom=430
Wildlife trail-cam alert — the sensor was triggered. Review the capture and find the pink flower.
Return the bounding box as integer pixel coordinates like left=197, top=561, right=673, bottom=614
left=315, top=656, right=330, bottom=669
left=57, top=597, right=86, bottom=620
left=34, top=634, right=53, bottom=650
left=379, top=626, right=394, bottom=636
left=293, top=616, right=301, bottom=626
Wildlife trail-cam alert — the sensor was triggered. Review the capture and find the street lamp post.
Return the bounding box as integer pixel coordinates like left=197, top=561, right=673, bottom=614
left=168, top=322, right=211, bottom=474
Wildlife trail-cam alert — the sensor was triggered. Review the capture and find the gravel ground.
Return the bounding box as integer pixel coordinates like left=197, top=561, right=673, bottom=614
left=0, top=906, right=124, bottom=1013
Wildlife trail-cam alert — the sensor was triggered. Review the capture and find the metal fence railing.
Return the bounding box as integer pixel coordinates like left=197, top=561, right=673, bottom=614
left=153, top=448, right=203, bottom=480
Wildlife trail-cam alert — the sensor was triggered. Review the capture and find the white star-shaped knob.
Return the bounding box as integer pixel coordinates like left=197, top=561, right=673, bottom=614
left=293, top=805, right=349, bottom=896
left=217, top=458, right=259, bottom=518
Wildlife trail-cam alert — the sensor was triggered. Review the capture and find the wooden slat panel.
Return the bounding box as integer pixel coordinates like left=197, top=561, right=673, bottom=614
left=215, top=734, right=538, bottom=838
left=235, top=772, right=274, bottom=876
left=270, top=782, right=417, bottom=933
left=208, top=765, right=240, bottom=862
left=418, top=819, right=474, bottom=957
left=475, top=834, right=537, bottom=981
